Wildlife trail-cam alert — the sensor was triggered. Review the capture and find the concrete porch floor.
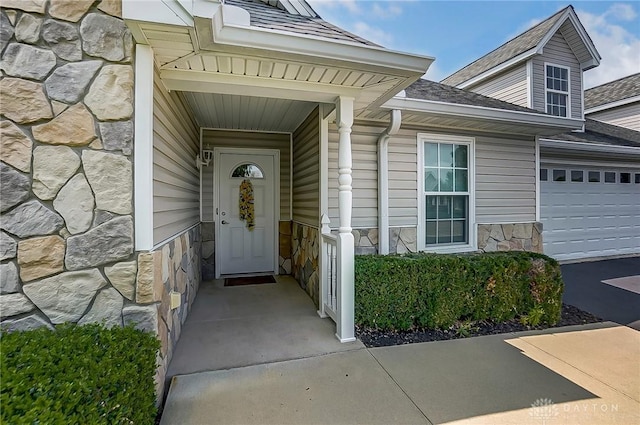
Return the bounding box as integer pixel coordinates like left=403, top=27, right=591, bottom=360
left=166, top=275, right=363, bottom=380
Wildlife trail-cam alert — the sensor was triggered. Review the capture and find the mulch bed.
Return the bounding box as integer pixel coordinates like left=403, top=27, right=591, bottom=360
left=356, top=303, right=603, bottom=348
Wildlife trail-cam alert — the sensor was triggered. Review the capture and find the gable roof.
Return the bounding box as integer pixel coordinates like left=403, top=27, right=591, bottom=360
left=545, top=118, right=640, bottom=148
left=227, top=0, right=378, bottom=46
left=442, top=5, right=600, bottom=88
left=584, top=73, right=640, bottom=110
left=405, top=79, right=536, bottom=113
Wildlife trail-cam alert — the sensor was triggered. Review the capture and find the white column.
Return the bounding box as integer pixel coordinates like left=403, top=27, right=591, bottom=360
left=335, top=97, right=355, bottom=343
left=134, top=44, right=154, bottom=251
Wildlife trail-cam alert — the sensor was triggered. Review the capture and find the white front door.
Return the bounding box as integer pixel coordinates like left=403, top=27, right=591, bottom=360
left=216, top=150, right=278, bottom=276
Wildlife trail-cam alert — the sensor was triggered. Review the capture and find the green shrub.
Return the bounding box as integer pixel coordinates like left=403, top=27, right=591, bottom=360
left=355, top=251, right=563, bottom=331
left=1, top=323, right=160, bottom=425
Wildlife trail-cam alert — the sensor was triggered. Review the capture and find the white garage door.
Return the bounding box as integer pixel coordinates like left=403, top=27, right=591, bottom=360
left=541, top=165, right=640, bottom=261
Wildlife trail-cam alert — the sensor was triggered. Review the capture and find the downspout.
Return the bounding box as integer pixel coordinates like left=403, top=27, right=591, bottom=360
left=377, top=109, right=401, bottom=255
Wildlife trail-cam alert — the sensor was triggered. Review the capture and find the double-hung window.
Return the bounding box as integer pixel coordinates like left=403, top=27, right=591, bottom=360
left=545, top=64, right=570, bottom=117
left=419, top=134, right=474, bottom=251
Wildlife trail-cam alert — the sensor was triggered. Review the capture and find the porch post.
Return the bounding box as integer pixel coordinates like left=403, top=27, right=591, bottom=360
left=335, top=96, right=355, bottom=343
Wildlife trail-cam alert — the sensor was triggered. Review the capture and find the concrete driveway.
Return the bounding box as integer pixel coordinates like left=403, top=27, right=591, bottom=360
left=561, top=256, right=640, bottom=329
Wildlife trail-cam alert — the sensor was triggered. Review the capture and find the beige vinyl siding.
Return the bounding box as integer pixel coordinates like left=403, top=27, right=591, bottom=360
left=292, top=107, right=320, bottom=226
left=201, top=129, right=291, bottom=220
left=532, top=31, right=582, bottom=119
left=328, top=124, right=418, bottom=228
left=475, top=135, right=536, bottom=223
left=153, top=66, right=200, bottom=245
left=469, top=65, right=528, bottom=107
left=587, top=103, right=640, bottom=131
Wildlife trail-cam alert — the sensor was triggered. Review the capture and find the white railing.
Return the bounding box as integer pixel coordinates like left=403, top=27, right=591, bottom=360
left=320, top=231, right=338, bottom=321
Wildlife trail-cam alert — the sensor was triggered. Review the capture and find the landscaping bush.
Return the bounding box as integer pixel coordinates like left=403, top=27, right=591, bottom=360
left=355, top=251, right=563, bottom=331
left=1, top=323, right=160, bottom=425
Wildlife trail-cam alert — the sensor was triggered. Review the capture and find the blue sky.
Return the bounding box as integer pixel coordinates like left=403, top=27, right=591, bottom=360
left=306, top=1, right=640, bottom=88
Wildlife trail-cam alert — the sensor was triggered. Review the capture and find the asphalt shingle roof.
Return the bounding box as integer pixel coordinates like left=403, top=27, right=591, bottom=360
left=546, top=118, right=640, bottom=147
left=227, top=0, right=378, bottom=46
left=405, top=79, right=540, bottom=113
left=441, top=6, right=570, bottom=87
left=584, top=73, right=640, bottom=110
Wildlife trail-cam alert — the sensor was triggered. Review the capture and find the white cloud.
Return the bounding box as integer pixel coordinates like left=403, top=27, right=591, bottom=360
left=422, top=61, right=446, bottom=81
left=351, top=21, right=394, bottom=46
left=372, top=2, right=402, bottom=19
left=576, top=4, right=640, bottom=88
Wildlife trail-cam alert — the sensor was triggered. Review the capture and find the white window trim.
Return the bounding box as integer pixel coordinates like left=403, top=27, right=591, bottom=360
left=417, top=133, right=476, bottom=253
left=544, top=62, right=571, bottom=118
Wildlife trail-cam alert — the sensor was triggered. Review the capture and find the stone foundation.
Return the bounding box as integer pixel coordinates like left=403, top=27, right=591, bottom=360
left=279, top=221, right=292, bottom=274
left=478, top=222, right=543, bottom=253
left=353, top=227, right=417, bottom=255
left=201, top=222, right=215, bottom=280
left=291, top=222, right=319, bottom=307
left=148, top=226, right=201, bottom=397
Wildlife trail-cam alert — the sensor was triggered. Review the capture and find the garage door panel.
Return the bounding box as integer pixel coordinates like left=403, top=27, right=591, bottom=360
left=540, top=163, right=640, bottom=261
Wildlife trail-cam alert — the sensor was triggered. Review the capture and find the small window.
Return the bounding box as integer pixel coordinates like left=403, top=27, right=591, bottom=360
left=588, top=171, right=600, bottom=183
left=635, top=173, right=640, bottom=184
left=553, top=169, right=566, bottom=182
left=620, top=172, right=631, bottom=183
left=545, top=64, right=570, bottom=117
left=540, top=168, right=548, bottom=181
left=604, top=172, right=616, bottom=183
left=571, top=170, right=583, bottom=182
left=231, top=163, right=264, bottom=179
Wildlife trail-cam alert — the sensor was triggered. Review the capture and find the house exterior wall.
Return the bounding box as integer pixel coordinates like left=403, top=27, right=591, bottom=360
left=201, top=129, right=291, bottom=221
left=291, top=222, right=319, bottom=307
left=152, top=66, right=200, bottom=245
left=532, top=31, right=583, bottom=119
left=0, top=1, right=202, bottom=400
left=468, top=65, right=528, bottom=107
left=587, top=103, right=640, bottom=131
left=292, top=107, right=320, bottom=226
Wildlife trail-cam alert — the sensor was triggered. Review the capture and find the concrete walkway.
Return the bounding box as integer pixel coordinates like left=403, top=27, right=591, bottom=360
left=162, top=322, right=640, bottom=425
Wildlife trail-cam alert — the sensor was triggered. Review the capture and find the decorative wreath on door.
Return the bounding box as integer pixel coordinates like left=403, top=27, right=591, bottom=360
left=239, top=179, right=255, bottom=230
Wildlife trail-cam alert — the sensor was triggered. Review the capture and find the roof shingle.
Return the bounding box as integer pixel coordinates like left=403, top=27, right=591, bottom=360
left=584, top=73, right=640, bottom=110
left=441, top=6, right=569, bottom=87
left=545, top=118, right=640, bottom=147
left=227, top=0, right=378, bottom=46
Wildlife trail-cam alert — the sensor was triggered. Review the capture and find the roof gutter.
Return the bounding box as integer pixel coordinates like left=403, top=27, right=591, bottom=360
left=539, top=139, right=640, bottom=155
left=210, top=4, right=433, bottom=75
left=584, top=95, right=640, bottom=114
left=377, top=110, right=401, bottom=255
left=383, top=96, right=584, bottom=132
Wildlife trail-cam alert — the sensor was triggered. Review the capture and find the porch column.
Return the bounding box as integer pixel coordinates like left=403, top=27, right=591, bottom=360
left=335, top=96, right=355, bottom=342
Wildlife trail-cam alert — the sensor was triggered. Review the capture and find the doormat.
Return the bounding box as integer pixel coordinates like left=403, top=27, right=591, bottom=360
left=224, top=275, right=276, bottom=287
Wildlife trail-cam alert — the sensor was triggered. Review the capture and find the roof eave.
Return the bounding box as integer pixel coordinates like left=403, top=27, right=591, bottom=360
left=585, top=95, right=640, bottom=114
left=383, top=97, right=584, bottom=135
left=539, top=138, right=640, bottom=155
left=208, top=4, right=433, bottom=77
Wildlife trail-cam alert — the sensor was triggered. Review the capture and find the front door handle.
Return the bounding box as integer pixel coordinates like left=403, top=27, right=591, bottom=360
left=221, top=220, right=229, bottom=225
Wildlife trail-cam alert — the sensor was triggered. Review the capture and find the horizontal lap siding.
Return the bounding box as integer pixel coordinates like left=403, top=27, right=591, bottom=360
left=292, top=107, right=320, bottom=226
left=532, top=31, right=582, bottom=119
left=470, top=65, right=528, bottom=107
left=201, top=130, right=291, bottom=220
left=588, top=104, right=640, bottom=131
left=475, top=136, right=536, bottom=223
left=153, top=66, right=200, bottom=244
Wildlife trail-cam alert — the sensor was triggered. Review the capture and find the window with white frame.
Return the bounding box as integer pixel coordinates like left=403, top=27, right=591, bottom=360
left=420, top=135, right=473, bottom=249
left=545, top=64, right=569, bottom=117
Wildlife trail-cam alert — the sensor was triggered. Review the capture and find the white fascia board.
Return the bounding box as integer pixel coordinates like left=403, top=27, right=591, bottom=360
left=539, top=138, right=640, bottom=155
left=457, top=49, right=537, bottom=89
left=159, top=68, right=360, bottom=102
left=585, top=96, right=640, bottom=114
left=123, top=0, right=193, bottom=27
left=212, top=5, right=433, bottom=76
left=537, top=10, right=601, bottom=67
left=383, top=97, right=584, bottom=131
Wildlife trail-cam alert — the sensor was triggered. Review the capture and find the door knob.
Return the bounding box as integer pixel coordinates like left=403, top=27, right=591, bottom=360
left=221, top=220, right=229, bottom=225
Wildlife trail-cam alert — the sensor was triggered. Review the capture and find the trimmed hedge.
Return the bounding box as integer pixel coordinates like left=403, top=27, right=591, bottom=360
left=355, top=251, right=563, bottom=331
left=1, top=324, right=160, bottom=425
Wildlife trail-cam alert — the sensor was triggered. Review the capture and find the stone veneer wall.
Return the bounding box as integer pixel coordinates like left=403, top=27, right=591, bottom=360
left=279, top=221, right=292, bottom=274
left=477, top=222, right=543, bottom=253
left=291, top=222, right=319, bottom=307
left=354, top=224, right=542, bottom=254
left=0, top=0, right=201, bottom=400
left=201, top=222, right=215, bottom=280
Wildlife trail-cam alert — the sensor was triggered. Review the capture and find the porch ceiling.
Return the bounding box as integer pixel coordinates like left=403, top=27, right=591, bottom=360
left=182, top=92, right=317, bottom=132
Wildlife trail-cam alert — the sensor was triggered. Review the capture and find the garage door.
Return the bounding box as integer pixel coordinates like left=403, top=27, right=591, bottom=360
left=541, top=165, right=640, bottom=261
